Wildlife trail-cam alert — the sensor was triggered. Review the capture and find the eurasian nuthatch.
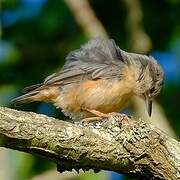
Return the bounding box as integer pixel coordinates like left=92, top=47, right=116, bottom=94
left=12, top=38, right=164, bottom=121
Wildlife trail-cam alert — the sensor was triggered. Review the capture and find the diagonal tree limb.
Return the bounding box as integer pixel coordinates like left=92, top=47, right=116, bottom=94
left=64, top=0, right=107, bottom=39
left=0, top=107, right=179, bottom=179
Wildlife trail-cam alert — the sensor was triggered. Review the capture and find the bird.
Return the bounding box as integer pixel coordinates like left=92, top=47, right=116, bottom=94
left=11, top=38, right=164, bottom=121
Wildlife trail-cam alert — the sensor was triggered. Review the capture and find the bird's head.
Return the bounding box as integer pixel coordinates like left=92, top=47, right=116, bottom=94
left=126, top=54, right=164, bottom=116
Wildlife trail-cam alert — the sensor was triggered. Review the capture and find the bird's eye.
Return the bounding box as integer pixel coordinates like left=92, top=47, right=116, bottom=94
left=150, top=87, right=155, bottom=93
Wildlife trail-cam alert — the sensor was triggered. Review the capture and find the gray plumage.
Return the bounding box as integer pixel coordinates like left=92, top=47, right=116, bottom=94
left=43, top=38, right=163, bottom=97
left=44, top=38, right=126, bottom=86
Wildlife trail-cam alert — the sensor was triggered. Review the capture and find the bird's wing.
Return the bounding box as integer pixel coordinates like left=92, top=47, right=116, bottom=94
left=44, top=38, right=126, bottom=86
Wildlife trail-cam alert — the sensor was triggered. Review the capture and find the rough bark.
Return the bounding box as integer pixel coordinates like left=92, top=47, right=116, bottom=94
left=0, top=107, right=179, bottom=179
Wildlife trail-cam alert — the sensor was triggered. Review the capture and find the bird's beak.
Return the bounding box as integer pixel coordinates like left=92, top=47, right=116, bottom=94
left=145, top=94, right=152, bottom=117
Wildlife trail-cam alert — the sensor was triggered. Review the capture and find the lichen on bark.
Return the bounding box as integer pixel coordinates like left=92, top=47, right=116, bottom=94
left=0, top=107, right=179, bottom=179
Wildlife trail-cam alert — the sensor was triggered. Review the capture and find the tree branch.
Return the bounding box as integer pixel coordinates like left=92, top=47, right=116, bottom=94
left=0, top=107, right=179, bottom=179
left=65, top=0, right=107, bottom=38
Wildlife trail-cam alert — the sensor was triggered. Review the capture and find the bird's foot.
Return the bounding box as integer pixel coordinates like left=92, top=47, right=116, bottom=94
left=85, top=109, right=120, bottom=119
left=80, top=109, right=121, bottom=125
left=85, top=109, right=108, bottom=118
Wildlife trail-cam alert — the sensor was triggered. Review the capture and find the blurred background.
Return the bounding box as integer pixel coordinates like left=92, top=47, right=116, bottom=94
left=0, top=0, right=179, bottom=179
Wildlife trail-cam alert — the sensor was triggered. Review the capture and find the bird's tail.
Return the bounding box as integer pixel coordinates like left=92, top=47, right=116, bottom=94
left=11, top=83, right=43, bottom=106
left=11, top=91, right=40, bottom=106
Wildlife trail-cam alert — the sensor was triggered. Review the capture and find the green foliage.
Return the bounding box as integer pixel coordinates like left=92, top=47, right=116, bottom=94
left=0, top=0, right=179, bottom=179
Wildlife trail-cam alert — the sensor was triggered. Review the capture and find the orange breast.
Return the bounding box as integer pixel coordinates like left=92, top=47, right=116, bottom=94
left=75, top=79, right=133, bottom=113
left=51, top=77, right=135, bottom=120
